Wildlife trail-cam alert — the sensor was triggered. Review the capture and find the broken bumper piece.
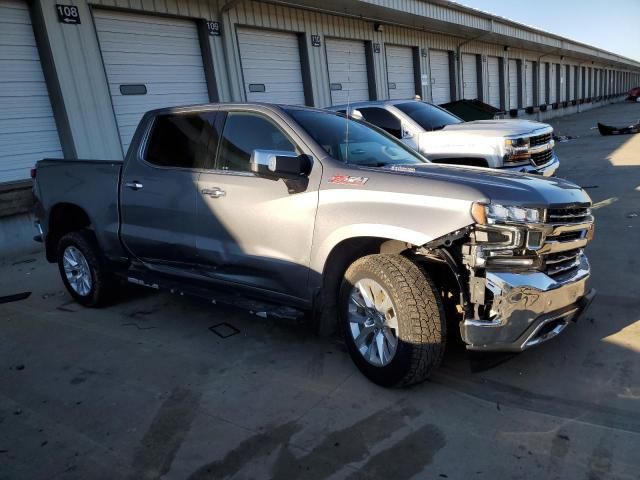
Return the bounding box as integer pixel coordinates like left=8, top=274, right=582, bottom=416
left=460, top=254, right=595, bottom=351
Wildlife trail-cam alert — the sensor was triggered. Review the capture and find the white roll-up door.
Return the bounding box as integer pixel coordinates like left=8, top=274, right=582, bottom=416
left=385, top=45, right=415, bottom=100
left=461, top=54, right=478, bottom=100
left=508, top=59, right=518, bottom=109
left=237, top=28, right=305, bottom=105
left=487, top=56, right=500, bottom=109
left=94, top=10, right=210, bottom=153
left=325, top=38, right=370, bottom=105
left=525, top=61, right=534, bottom=107
left=0, top=0, right=63, bottom=183
left=429, top=50, right=451, bottom=105
left=549, top=64, right=556, bottom=103
left=540, top=64, right=547, bottom=104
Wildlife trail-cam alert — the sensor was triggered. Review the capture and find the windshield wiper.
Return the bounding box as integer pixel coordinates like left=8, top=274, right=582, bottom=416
left=432, top=124, right=446, bottom=131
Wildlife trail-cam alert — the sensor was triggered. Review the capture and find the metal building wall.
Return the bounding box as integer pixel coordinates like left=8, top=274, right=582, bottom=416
left=29, top=0, right=640, bottom=165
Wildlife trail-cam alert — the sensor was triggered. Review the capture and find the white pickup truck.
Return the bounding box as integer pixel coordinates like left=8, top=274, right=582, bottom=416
left=329, top=100, right=559, bottom=176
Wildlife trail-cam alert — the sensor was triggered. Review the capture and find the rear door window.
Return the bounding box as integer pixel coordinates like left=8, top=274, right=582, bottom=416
left=145, top=112, right=220, bottom=169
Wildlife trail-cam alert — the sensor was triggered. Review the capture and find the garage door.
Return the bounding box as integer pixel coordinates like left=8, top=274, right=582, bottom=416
left=325, top=38, right=370, bottom=105
left=461, top=54, right=478, bottom=100
left=0, top=0, right=62, bottom=183
left=429, top=50, right=451, bottom=105
left=237, top=28, right=305, bottom=105
left=508, top=59, right=518, bottom=109
left=94, top=10, right=210, bottom=153
left=548, top=64, right=556, bottom=103
left=540, top=64, right=547, bottom=104
left=385, top=45, right=415, bottom=100
left=487, top=56, right=500, bottom=109
left=525, top=61, right=534, bottom=107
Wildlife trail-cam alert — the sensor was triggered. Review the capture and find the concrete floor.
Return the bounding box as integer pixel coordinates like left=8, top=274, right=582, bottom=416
left=1, top=101, right=639, bottom=480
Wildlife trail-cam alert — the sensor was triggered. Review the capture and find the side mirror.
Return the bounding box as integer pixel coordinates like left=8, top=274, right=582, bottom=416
left=349, top=109, right=364, bottom=120
left=401, top=123, right=414, bottom=139
left=250, top=150, right=312, bottom=180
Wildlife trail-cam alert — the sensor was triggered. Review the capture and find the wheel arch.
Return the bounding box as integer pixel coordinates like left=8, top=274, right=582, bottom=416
left=46, top=202, right=94, bottom=262
left=314, top=234, right=422, bottom=336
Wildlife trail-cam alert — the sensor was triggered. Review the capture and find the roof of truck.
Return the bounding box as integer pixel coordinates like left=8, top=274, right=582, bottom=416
left=327, top=99, right=426, bottom=110
left=143, top=102, right=336, bottom=117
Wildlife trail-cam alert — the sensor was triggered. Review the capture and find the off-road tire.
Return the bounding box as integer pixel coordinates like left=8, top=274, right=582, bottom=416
left=339, top=254, right=446, bottom=387
left=57, top=230, right=117, bottom=307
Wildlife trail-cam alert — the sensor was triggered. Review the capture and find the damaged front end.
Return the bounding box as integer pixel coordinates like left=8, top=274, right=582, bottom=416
left=421, top=203, right=596, bottom=352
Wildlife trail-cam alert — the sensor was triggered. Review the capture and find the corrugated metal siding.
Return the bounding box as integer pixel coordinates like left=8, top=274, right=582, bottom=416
left=223, top=1, right=384, bottom=107
left=0, top=0, right=63, bottom=182
left=28, top=0, right=639, bottom=167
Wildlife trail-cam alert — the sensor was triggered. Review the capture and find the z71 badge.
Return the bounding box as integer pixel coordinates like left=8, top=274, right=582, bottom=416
left=329, top=175, right=369, bottom=186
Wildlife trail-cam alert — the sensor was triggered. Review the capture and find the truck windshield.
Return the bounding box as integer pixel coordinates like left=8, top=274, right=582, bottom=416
left=286, top=109, right=427, bottom=167
left=395, top=101, right=462, bottom=131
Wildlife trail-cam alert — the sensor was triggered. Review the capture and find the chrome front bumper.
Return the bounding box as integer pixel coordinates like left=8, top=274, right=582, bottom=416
left=460, top=254, right=595, bottom=351
left=502, top=153, right=559, bottom=177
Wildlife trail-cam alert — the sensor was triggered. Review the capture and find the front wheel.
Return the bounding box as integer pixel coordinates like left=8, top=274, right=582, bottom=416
left=57, top=231, right=117, bottom=307
left=339, top=254, right=446, bottom=387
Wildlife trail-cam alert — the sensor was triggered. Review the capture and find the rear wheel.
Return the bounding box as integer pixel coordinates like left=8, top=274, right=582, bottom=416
left=57, top=231, right=117, bottom=307
left=339, top=254, right=446, bottom=387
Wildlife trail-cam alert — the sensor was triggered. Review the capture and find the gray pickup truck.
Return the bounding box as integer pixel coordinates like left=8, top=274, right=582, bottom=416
left=33, top=103, right=595, bottom=387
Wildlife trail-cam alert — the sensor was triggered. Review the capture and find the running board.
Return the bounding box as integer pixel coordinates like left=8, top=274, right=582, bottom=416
left=120, top=270, right=305, bottom=322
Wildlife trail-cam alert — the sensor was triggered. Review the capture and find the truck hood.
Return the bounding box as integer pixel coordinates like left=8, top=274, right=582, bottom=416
left=383, top=163, right=590, bottom=209
left=441, top=119, right=552, bottom=138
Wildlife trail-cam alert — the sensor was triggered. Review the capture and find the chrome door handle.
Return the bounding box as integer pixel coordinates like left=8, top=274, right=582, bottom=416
left=201, top=187, right=226, bottom=198
left=125, top=181, right=144, bottom=190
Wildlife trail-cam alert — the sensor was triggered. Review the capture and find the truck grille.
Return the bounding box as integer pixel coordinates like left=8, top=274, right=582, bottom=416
left=544, top=249, right=582, bottom=278
left=546, top=230, right=585, bottom=243
left=531, top=149, right=553, bottom=166
left=530, top=132, right=552, bottom=147
left=547, top=207, right=592, bottom=224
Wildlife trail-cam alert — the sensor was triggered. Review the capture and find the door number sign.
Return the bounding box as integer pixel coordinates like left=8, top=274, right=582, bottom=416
left=206, top=21, right=221, bottom=36
left=56, top=4, right=81, bottom=24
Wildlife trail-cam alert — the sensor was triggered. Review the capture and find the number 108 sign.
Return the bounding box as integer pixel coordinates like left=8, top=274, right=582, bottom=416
left=56, top=4, right=81, bottom=24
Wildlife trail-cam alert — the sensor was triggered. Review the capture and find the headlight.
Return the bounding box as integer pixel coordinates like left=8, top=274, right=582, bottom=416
left=471, top=202, right=542, bottom=224
left=504, top=137, right=530, bottom=165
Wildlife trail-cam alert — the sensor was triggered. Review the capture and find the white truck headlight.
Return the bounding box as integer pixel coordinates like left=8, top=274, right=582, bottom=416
left=472, top=203, right=542, bottom=224
left=503, top=137, right=531, bottom=165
